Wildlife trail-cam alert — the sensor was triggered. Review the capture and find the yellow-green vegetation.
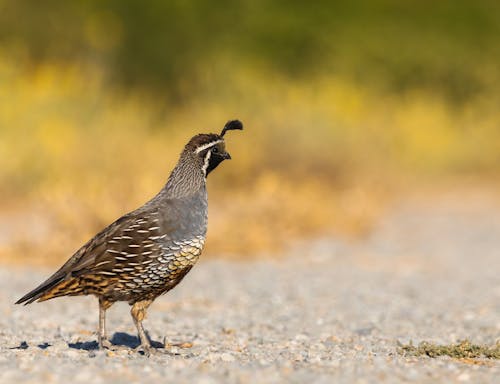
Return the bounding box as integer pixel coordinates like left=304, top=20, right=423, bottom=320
left=1, top=1, right=500, bottom=265
left=399, top=340, right=500, bottom=360
left=1, top=56, right=499, bottom=265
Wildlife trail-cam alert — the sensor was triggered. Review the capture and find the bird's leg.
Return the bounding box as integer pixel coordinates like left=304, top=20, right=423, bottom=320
left=131, top=300, right=153, bottom=355
left=98, top=298, right=113, bottom=349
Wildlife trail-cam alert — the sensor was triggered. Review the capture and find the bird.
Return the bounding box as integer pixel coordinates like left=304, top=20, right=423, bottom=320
left=16, top=120, right=243, bottom=355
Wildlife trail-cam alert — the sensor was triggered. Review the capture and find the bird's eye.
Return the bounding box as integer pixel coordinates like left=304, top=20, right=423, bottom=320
left=211, top=147, right=219, bottom=153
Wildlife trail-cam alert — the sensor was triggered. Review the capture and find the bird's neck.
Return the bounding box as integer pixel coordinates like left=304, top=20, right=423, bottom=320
left=162, top=156, right=206, bottom=199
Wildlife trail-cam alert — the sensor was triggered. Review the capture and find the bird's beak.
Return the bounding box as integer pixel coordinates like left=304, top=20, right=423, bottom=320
left=223, top=152, right=231, bottom=160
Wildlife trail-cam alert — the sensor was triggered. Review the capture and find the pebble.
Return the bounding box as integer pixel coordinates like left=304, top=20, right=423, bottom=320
left=220, top=352, right=235, bottom=362
left=457, top=372, right=471, bottom=381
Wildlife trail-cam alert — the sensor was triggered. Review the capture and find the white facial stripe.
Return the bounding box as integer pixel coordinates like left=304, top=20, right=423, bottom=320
left=195, top=140, right=224, bottom=154
left=201, top=149, right=212, bottom=177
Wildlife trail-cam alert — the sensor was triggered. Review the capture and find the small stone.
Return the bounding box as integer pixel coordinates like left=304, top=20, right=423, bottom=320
left=354, top=344, right=364, bottom=351
left=220, top=352, right=235, bottom=362
left=169, top=346, right=180, bottom=354
left=207, top=353, right=220, bottom=362
left=65, top=350, right=80, bottom=359
left=295, top=334, right=309, bottom=341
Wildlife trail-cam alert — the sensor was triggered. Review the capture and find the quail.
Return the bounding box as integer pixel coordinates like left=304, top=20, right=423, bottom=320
left=16, top=120, right=243, bottom=354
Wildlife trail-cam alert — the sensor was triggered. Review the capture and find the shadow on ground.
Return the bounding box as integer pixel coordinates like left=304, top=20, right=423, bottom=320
left=68, top=332, right=163, bottom=350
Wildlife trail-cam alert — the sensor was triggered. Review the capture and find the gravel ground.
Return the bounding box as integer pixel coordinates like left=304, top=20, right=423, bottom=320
left=1, top=195, right=499, bottom=383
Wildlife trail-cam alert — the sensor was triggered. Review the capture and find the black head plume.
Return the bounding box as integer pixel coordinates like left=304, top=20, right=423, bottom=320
left=221, top=120, right=243, bottom=137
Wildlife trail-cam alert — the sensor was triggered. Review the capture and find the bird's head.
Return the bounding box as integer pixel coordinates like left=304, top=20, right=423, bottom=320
left=185, top=120, right=243, bottom=177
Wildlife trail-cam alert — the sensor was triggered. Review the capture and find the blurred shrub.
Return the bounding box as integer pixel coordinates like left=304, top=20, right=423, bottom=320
left=0, top=57, right=499, bottom=264
left=1, top=0, right=500, bottom=102
left=0, top=1, right=500, bottom=264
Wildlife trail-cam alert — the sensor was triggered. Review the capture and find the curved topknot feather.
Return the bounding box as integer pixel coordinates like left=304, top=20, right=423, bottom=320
left=221, top=120, right=243, bottom=137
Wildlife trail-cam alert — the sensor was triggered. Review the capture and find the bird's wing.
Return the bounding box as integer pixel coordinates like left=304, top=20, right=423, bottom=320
left=64, top=209, right=168, bottom=277
left=15, top=206, right=170, bottom=304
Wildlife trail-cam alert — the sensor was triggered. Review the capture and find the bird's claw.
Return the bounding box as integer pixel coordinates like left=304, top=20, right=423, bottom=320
left=99, top=339, right=129, bottom=352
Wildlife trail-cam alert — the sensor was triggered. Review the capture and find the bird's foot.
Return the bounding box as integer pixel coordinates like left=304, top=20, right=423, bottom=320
left=99, top=338, right=112, bottom=349
left=135, top=344, right=175, bottom=357
left=99, top=339, right=129, bottom=352
left=136, top=343, right=154, bottom=357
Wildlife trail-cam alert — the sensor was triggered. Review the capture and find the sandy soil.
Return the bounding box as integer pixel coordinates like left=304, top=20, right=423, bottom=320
left=1, top=194, right=499, bottom=383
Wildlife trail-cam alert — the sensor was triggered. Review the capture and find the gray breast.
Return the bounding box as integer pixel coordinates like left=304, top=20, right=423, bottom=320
left=158, top=186, right=208, bottom=242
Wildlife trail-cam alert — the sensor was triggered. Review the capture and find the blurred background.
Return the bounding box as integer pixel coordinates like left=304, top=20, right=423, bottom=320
left=0, top=0, right=499, bottom=266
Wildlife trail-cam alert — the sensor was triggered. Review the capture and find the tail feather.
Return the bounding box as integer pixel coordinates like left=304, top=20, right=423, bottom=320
left=15, top=274, right=66, bottom=305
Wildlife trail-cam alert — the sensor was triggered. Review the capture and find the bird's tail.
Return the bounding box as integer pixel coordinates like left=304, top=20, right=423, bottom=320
left=15, top=273, right=68, bottom=305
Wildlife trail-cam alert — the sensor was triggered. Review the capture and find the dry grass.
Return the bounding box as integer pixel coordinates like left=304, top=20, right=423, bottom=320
left=0, top=56, right=499, bottom=265
left=399, top=340, right=500, bottom=360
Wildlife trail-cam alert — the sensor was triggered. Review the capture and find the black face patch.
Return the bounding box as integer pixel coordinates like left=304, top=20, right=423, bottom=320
left=206, top=152, right=225, bottom=175
left=199, top=141, right=229, bottom=176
